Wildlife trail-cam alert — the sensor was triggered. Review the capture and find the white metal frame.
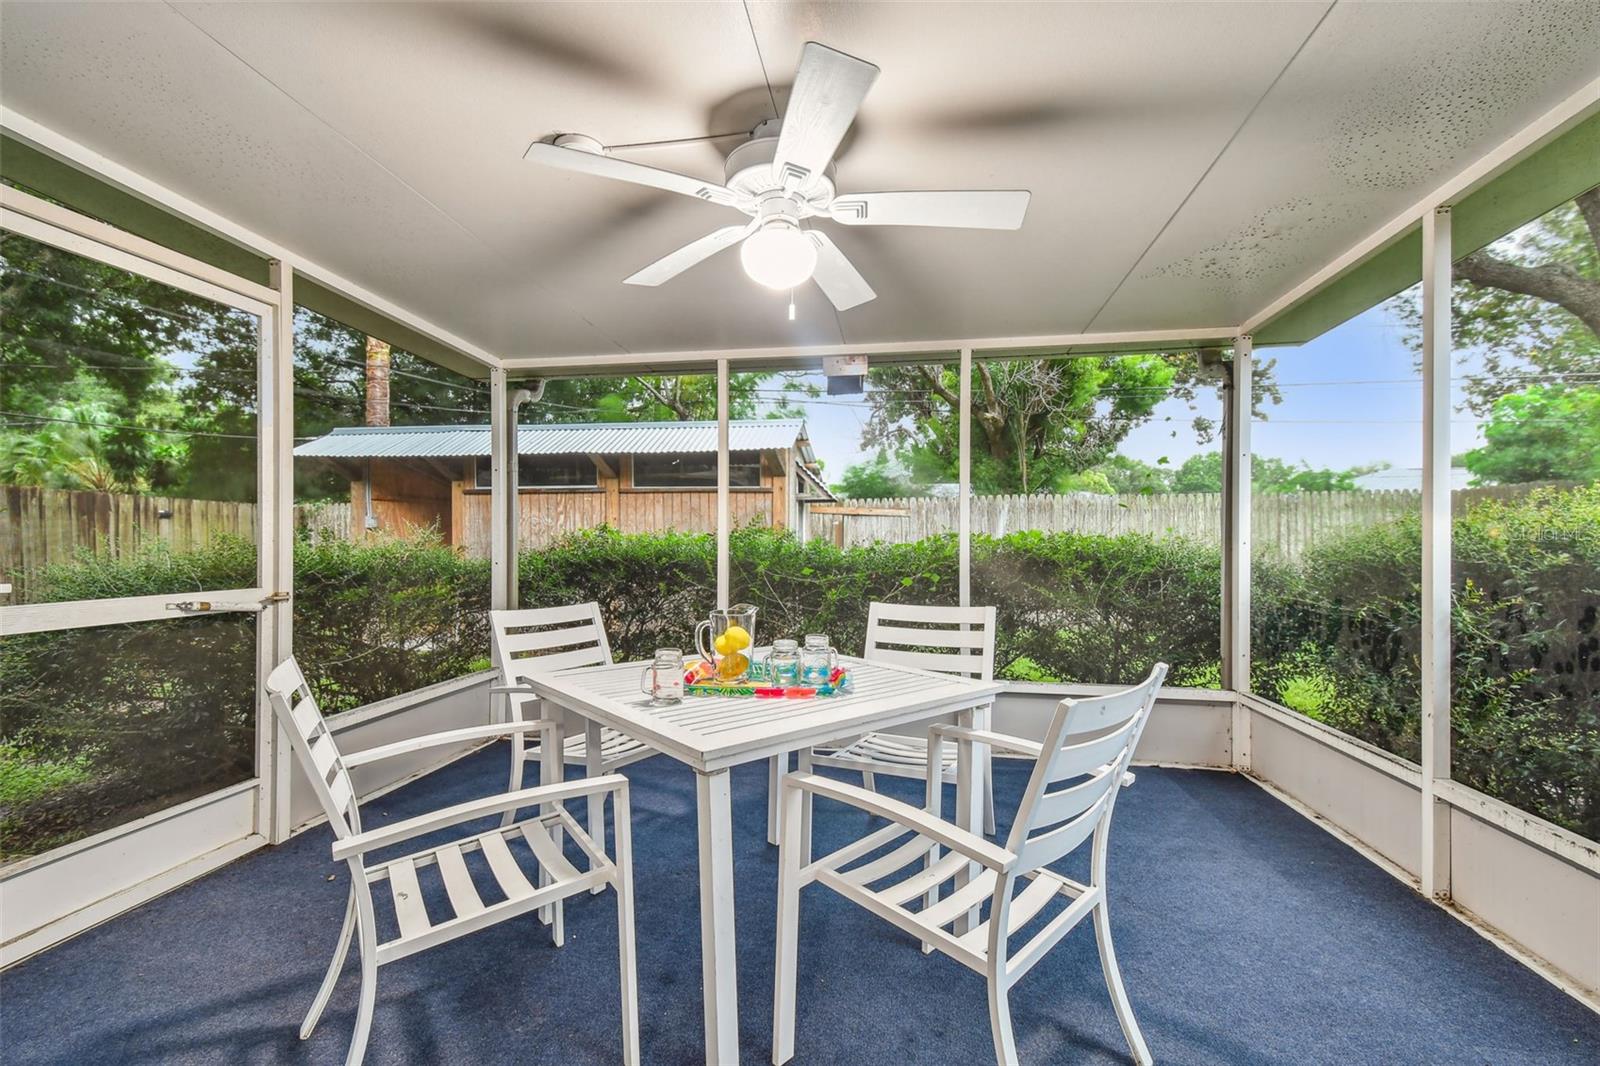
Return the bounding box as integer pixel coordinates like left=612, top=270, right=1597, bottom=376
left=1, top=63, right=1596, bottom=1003
left=773, top=664, right=1166, bottom=1065
left=265, top=658, right=639, bottom=1066
left=806, top=602, right=1001, bottom=838
left=0, top=187, right=285, bottom=957
left=521, top=655, right=1002, bottom=1066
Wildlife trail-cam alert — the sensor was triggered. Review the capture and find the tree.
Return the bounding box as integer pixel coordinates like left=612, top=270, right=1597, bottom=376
left=860, top=352, right=1279, bottom=495
left=1168, top=451, right=1379, bottom=494
left=832, top=455, right=927, bottom=499
left=1461, top=384, right=1600, bottom=485
left=1092, top=454, right=1174, bottom=494
left=1397, top=186, right=1600, bottom=415
left=524, top=371, right=810, bottom=425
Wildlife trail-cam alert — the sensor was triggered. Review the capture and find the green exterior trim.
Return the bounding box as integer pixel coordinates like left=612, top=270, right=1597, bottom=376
left=1, top=133, right=492, bottom=377
left=1, top=134, right=272, bottom=285
left=1253, top=111, right=1600, bottom=347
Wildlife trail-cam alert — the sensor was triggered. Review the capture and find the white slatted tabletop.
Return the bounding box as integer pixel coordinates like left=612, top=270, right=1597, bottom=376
left=522, top=654, right=1000, bottom=1066
left=526, top=656, right=1001, bottom=772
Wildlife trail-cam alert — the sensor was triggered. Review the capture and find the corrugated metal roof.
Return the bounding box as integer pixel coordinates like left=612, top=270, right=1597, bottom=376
left=294, top=420, right=808, bottom=459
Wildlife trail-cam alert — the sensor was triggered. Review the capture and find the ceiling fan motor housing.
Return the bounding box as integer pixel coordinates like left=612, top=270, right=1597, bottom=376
left=724, top=124, right=836, bottom=211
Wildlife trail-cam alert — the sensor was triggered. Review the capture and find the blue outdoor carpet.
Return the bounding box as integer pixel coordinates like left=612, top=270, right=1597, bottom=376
left=1, top=744, right=1595, bottom=1065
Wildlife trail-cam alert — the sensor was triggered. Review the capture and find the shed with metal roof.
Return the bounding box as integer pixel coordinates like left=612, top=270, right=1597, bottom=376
left=295, top=419, right=832, bottom=553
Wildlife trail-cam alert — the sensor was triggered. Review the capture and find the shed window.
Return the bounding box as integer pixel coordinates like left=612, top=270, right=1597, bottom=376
left=633, top=450, right=762, bottom=488
left=475, top=455, right=598, bottom=489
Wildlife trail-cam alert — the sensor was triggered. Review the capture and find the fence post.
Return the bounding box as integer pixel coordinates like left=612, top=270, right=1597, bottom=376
left=1421, top=205, right=1453, bottom=901
left=1222, top=336, right=1253, bottom=770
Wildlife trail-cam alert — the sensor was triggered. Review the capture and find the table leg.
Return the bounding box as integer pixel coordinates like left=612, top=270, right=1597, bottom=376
left=766, top=752, right=789, bottom=846
left=796, top=747, right=814, bottom=862
left=540, top=716, right=565, bottom=944
left=696, top=769, right=740, bottom=1065
left=587, top=718, right=606, bottom=893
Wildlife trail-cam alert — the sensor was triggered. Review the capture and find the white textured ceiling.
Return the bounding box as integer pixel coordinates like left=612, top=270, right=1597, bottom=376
left=1, top=1, right=1597, bottom=362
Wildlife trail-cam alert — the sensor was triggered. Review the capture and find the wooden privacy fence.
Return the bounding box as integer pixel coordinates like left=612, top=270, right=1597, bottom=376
left=0, top=489, right=346, bottom=598
left=808, top=485, right=1559, bottom=559
left=3, top=482, right=1570, bottom=597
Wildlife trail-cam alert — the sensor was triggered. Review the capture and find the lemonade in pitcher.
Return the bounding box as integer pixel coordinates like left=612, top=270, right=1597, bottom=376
left=695, top=604, right=758, bottom=683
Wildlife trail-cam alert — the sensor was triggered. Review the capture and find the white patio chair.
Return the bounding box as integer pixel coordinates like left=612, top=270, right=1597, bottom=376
left=799, top=602, right=999, bottom=837
left=773, top=662, right=1167, bottom=1066
left=266, top=658, right=639, bottom=1066
left=492, top=603, right=657, bottom=844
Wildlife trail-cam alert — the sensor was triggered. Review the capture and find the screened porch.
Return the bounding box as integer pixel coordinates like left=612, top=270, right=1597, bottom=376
left=0, top=4, right=1597, bottom=1065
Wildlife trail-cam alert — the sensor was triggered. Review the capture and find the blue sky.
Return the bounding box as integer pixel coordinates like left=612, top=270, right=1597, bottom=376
left=756, top=295, right=1487, bottom=483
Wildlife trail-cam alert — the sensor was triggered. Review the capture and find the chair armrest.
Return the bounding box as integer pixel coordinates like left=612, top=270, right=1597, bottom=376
left=342, top=720, right=552, bottom=768
left=783, top=772, right=1015, bottom=873
left=927, top=723, right=1042, bottom=759
left=332, top=773, right=628, bottom=862
left=927, top=725, right=1134, bottom=786
left=490, top=684, right=543, bottom=696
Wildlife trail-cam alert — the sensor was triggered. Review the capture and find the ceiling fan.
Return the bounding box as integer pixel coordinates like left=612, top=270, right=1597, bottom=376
left=526, top=42, right=1031, bottom=311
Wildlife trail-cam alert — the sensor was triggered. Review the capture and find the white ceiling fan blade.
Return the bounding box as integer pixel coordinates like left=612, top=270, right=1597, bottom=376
left=773, top=43, right=879, bottom=190
left=808, top=230, right=875, bottom=310
left=829, top=190, right=1031, bottom=230
left=624, top=222, right=756, bottom=286
left=526, top=141, right=743, bottom=208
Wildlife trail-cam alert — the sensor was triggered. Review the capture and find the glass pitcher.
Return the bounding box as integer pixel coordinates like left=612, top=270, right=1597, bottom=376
left=761, top=639, right=802, bottom=686
left=639, top=648, right=685, bottom=704
left=695, top=604, right=758, bottom=683
left=800, top=633, right=838, bottom=686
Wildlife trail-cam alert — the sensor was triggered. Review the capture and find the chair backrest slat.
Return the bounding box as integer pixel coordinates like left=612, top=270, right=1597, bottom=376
left=1030, top=764, right=1124, bottom=828
left=1015, top=787, right=1117, bottom=871
left=492, top=604, right=612, bottom=686
left=265, top=658, right=361, bottom=839
left=1005, top=663, right=1166, bottom=877
left=864, top=602, right=996, bottom=681
left=1044, top=712, right=1144, bottom=784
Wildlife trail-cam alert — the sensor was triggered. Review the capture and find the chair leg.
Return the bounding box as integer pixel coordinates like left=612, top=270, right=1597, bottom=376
left=345, top=905, right=379, bottom=1066
left=987, top=976, right=1019, bottom=1066
left=983, top=751, right=997, bottom=837
left=920, top=760, right=941, bottom=954
left=772, top=783, right=804, bottom=1066
left=861, top=770, right=877, bottom=793
left=501, top=727, right=529, bottom=829
left=300, top=887, right=356, bottom=1040
left=1094, top=900, right=1152, bottom=1066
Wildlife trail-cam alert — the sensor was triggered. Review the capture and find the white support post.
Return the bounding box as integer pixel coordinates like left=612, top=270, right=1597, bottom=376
left=260, top=260, right=295, bottom=842
left=490, top=367, right=512, bottom=614
left=1222, top=337, right=1253, bottom=770
left=489, top=369, right=512, bottom=726
left=958, top=347, right=972, bottom=609
left=716, top=359, right=731, bottom=610
left=1421, top=206, right=1453, bottom=901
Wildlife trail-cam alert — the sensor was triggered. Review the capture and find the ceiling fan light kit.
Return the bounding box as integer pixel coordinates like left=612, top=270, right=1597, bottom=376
left=740, top=219, right=818, bottom=290
left=527, top=42, right=1031, bottom=311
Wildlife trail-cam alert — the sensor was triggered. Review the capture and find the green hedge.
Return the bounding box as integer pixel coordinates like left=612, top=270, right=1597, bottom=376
left=3, top=485, right=1595, bottom=858
left=1252, top=484, right=1599, bottom=840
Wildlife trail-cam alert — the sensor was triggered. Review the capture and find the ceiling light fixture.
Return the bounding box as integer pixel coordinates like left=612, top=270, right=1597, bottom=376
left=740, top=221, right=818, bottom=290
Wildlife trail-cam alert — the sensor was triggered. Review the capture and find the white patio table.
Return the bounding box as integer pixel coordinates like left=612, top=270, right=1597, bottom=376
left=519, top=655, right=1002, bottom=1066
